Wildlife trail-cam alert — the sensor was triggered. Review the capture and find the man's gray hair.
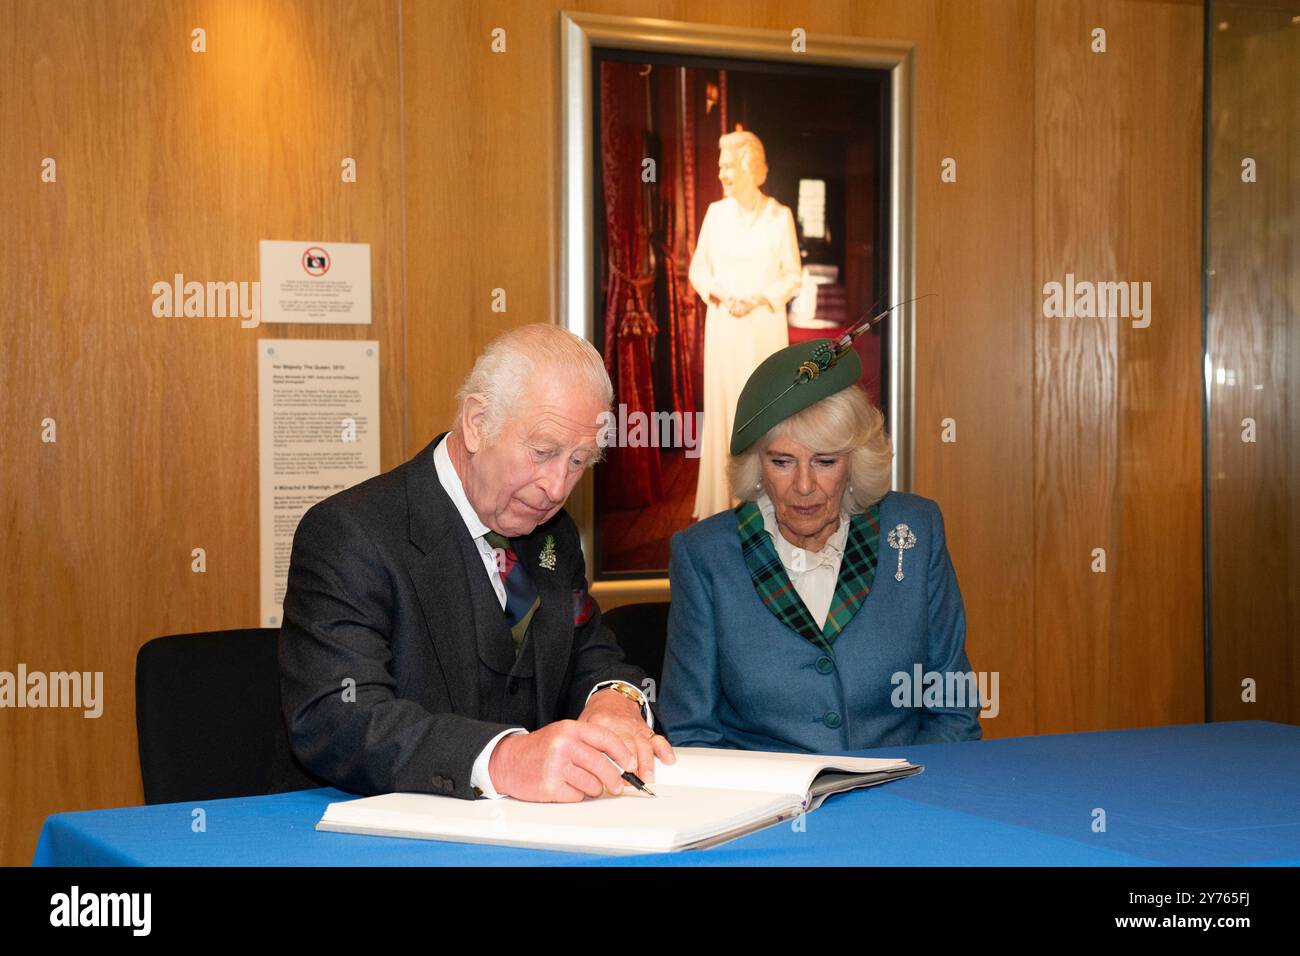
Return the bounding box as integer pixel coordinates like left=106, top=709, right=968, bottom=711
left=453, top=323, right=614, bottom=444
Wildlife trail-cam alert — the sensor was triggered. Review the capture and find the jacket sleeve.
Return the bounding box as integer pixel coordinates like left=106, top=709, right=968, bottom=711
left=278, top=499, right=516, bottom=799
left=914, top=499, right=984, bottom=744
left=560, top=517, right=647, bottom=718
left=688, top=205, right=728, bottom=305
left=760, top=204, right=803, bottom=311
left=659, top=532, right=727, bottom=747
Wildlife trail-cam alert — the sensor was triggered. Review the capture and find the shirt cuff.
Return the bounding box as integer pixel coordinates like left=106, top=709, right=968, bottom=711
left=585, top=680, right=654, bottom=732
left=470, top=728, right=527, bottom=799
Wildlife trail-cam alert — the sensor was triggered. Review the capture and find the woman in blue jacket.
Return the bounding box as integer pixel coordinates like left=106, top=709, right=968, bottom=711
left=660, top=338, right=983, bottom=752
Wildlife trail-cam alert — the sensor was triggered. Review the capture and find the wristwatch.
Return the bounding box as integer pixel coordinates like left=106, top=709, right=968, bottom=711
left=587, top=679, right=653, bottom=727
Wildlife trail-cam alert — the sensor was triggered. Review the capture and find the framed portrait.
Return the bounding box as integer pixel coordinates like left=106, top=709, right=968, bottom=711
left=560, top=12, right=917, bottom=607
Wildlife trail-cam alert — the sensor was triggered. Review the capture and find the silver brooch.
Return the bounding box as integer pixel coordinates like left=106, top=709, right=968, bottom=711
left=887, top=523, right=916, bottom=581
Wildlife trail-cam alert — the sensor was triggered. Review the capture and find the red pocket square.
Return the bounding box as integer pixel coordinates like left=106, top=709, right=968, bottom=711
left=572, top=589, right=595, bottom=627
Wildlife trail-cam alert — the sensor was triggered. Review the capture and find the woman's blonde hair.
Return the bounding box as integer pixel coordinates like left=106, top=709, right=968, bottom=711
left=727, top=385, right=893, bottom=513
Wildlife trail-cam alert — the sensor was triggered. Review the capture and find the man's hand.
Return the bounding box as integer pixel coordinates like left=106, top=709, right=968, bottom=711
left=487, top=720, right=639, bottom=802
left=578, top=688, right=676, bottom=785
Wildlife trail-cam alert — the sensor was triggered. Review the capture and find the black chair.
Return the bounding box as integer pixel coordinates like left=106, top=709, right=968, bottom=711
left=138, top=609, right=673, bottom=804
left=136, top=628, right=297, bottom=804
left=602, top=601, right=671, bottom=693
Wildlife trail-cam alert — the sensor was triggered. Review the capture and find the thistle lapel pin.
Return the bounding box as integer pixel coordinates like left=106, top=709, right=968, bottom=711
left=538, top=534, right=557, bottom=571
left=887, top=523, right=916, bottom=581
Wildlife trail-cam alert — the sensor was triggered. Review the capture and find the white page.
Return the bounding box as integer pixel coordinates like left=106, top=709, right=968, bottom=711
left=317, top=785, right=796, bottom=854
left=257, top=338, right=380, bottom=626
left=652, top=746, right=912, bottom=796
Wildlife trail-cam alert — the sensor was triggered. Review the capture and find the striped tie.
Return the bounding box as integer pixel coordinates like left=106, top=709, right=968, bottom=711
left=483, top=531, right=540, bottom=657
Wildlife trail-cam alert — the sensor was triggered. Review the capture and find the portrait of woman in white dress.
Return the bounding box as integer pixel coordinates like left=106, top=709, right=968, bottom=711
left=689, top=130, right=803, bottom=520
left=589, top=58, right=889, bottom=577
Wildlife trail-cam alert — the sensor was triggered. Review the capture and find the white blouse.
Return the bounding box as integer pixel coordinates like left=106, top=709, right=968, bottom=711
left=757, top=493, right=851, bottom=629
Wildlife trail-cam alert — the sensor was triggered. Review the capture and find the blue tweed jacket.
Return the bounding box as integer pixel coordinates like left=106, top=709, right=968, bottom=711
left=660, top=490, right=983, bottom=753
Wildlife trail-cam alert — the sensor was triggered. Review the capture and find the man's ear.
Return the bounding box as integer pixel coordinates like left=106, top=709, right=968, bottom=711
left=461, top=394, right=489, bottom=454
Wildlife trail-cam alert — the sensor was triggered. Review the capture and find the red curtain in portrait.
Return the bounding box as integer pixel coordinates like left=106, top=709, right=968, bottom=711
left=653, top=66, right=696, bottom=418
left=599, top=62, right=662, bottom=508
left=688, top=70, right=726, bottom=403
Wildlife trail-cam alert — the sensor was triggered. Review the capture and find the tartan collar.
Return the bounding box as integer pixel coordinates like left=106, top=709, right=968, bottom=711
left=734, top=499, right=881, bottom=652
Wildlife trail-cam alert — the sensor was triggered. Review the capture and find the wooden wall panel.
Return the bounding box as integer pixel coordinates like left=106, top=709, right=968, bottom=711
left=1110, top=2, right=1205, bottom=728
left=402, top=0, right=565, bottom=449
left=0, top=0, right=405, bottom=866
left=911, top=0, right=1039, bottom=746
left=1033, top=0, right=1204, bottom=731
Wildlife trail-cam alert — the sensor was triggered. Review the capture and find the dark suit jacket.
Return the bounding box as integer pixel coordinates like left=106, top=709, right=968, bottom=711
left=271, top=433, right=646, bottom=799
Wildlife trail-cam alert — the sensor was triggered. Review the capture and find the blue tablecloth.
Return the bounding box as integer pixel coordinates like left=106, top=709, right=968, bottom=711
left=32, top=720, right=1300, bottom=866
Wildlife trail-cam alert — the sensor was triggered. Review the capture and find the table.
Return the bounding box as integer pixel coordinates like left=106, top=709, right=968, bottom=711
left=32, top=720, right=1300, bottom=866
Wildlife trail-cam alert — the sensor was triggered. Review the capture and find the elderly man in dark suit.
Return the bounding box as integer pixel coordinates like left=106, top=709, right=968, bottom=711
left=272, top=323, right=674, bottom=802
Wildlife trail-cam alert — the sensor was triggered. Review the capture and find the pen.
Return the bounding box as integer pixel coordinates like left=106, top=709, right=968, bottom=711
left=604, top=754, right=656, bottom=796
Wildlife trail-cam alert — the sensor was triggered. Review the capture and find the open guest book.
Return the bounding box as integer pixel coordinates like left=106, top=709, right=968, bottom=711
left=315, top=747, right=923, bottom=853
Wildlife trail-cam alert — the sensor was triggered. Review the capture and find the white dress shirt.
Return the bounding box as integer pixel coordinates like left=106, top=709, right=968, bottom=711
left=433, top=436, right=649, bottom=800
left=757, top=493, right=850, bottom=629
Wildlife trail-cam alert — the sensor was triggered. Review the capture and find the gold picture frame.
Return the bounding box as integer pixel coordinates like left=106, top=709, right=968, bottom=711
left=559, top=11, right=917, bottom=609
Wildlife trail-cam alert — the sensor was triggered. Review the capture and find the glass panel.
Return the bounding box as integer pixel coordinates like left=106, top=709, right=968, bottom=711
left=1205, top=3, right=1299, bottom=722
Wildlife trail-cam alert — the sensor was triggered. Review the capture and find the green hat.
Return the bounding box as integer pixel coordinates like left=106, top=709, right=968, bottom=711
left=730, top=339, right=862, bottom=455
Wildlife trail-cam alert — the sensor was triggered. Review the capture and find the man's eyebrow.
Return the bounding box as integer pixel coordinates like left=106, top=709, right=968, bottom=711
left=524, top=421, right=601, bottom=447
left=521, top=436, right=601, bottom=467
left=520, top=424, right=561, bottom=444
